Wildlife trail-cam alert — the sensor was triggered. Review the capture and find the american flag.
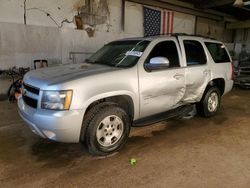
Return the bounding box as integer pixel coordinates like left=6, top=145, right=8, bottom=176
left=144, top=7, right=174, bottom=36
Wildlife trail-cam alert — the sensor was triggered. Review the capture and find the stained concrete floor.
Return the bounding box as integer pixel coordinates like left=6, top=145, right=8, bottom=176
left=0, top=89, right=250, bottom=188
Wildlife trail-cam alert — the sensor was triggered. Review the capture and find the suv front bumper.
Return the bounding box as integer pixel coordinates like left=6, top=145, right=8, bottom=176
left=18, top=97, right=84, bottom=143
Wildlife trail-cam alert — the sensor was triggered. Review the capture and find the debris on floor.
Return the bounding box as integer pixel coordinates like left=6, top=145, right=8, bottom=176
left=130, top=158, right=137, bottom=166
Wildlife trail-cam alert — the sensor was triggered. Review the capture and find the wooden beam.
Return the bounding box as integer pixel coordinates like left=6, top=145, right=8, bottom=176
left=195, top=0, right=234, bottom=9
left=159, top=0, right=237, bottom=20
left=159, top=0, right=194, bottom=9
left=127, top=0, right=237, bottom=22
left=128, top=0, right=222, bottom=20
left=227, top=20, right=250, bottom=29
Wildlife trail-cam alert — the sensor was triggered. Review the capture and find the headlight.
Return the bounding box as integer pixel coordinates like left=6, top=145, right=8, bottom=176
left=41, top=90, right=73, bottom=110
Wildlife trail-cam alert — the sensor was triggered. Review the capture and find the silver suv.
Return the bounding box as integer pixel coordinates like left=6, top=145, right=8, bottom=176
left=18, top=34, right=234, bottom=156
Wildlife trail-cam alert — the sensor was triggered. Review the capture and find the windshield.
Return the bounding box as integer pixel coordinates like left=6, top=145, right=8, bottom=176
left=86, top=40, right=150, bottom=67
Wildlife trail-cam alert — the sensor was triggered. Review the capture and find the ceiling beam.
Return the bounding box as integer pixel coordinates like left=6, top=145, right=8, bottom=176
left=226, top=20, right=250, bottom=29
left=128, top=0, right=220, bottom=20
left=195, top=0, right=235, bottom=9
left=127, top=0, right=237, bottom=22
left=158, top=0, right=195, bottom=9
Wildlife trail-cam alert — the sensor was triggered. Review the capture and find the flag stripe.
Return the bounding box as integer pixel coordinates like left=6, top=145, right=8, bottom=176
left=171, top=12, right=174, bottom=33
left=167, top=11, right=170, bottom=34
left=163, top=11, right=166, bottom=34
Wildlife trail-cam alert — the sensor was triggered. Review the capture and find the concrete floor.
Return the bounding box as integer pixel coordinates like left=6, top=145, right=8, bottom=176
left=0, top=89, right=250, bottom=188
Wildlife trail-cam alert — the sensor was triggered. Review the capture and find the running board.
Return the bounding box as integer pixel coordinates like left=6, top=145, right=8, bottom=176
left=133, top=105, right=193, bottom=127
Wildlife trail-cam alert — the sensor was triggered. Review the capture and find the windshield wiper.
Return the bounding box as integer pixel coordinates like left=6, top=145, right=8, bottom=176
left=85, top=59, right=118, bottom=68
left=94, top=60, right=116, bottom=67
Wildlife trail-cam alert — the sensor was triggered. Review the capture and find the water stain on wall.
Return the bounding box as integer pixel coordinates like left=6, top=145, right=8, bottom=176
left=73, top=0, right=110, bottom=37
left=73, top=0, right=86, bottom=14
left=23, top=0, right=110, bottom=37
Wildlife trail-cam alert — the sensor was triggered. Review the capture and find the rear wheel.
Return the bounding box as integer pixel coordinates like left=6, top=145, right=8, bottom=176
left=196, top=87, right=221, bottom=117
left=83, top=103, right=131, bottom=156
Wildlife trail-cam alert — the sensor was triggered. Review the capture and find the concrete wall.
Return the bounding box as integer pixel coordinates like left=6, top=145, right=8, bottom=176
left=0, top=23, right=62, bottom=69
left=0, top=0, right=132, bottom=69
left=196, top=17, right=233, bottom=42
left=0, top=0, right=234, bottom=96
left=234, top=29, right=250, bottom=48
left=0, top=0, right=131, bottom=96
left=0, top=0, right=199, bottom=70
left=0, top=0, right=80, bottom=27
left=125, top=2, right=144, bottom=36
left=125, top=1, right=196, bottom=35
left=233, top=29, right=250, bottom=58
left=174, top=11, right=195, bottom=34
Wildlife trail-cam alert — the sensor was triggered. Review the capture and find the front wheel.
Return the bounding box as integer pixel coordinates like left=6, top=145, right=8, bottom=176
left=84, top=103, right=131, bottom=156
left=196, top=87, right=221, bottom=117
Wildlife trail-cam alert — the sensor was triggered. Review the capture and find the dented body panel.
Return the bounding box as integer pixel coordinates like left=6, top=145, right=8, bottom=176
left=18, top=36, right=233, bottom=143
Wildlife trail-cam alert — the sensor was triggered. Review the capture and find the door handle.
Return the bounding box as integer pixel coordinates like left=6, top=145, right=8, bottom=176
left=173, top=74, right=184, bottom=80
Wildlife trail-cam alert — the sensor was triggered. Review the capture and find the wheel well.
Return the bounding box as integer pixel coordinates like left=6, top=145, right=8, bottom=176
left=207, top=78, right=225, bottom=95
left=85, top=95, right=134, bottom=120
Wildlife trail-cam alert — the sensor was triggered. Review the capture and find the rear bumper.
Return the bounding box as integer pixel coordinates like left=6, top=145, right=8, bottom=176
left=224, top=80, right=234, bottom=94
left=18, top=96, right=84, bottom=143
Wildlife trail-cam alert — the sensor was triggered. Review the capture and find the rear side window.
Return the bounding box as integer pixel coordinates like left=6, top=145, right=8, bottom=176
left=184, top=40, right=207, bottom=66
left=205, top=42, right=231, bottom=63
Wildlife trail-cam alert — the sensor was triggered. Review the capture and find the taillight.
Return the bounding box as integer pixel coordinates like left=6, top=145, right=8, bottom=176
left=231, top=62, right=234, bottom=80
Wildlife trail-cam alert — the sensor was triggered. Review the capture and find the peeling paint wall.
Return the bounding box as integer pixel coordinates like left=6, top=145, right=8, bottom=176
left=0, top=0, right=199, bottom=69
left=0, top=0, right=130, bottom=70
left=0, top=0, right=79, bottom=27
left=0, top=0, right=234, bottom=96
left=79, top=0, right=110, bottom=25
left=0, top=0, right=205, bottom=71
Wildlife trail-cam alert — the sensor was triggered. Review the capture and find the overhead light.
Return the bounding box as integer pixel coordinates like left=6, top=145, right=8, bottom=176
left=233, top=0, right=250, bottom=7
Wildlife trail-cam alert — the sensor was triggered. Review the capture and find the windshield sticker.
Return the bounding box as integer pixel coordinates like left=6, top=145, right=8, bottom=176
left=125, top=51, right=143, bottom=57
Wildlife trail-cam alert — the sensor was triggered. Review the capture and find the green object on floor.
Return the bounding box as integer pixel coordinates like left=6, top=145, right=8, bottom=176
left=130, top=158, right=136, bottom=166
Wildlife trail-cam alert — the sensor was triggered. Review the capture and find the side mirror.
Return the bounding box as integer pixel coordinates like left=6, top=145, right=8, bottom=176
left=145, top=57, right=170, bottom=71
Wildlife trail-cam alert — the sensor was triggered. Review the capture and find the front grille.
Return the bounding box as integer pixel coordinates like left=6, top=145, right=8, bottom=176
left=23, top=95, right=38, bottom=108
left=23, top=83, right=40, bottom=95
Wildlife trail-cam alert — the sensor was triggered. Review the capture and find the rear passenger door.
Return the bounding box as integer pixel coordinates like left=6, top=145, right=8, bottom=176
left=178, top=37, right=211, bottom=102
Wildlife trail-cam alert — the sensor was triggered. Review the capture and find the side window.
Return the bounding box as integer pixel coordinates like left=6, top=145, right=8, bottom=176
left=147, top=41, right=180, bottom=68
left=205, top=42, right=231, bottom=63
left=184, top=40, right=207, bottom=66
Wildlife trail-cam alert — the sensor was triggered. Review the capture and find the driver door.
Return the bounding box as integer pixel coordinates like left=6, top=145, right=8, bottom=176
left=138, top=39, right=185, bottom=118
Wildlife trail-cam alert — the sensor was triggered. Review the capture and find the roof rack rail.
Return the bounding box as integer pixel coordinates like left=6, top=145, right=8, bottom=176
left=144, top=33, right=216, bottom=40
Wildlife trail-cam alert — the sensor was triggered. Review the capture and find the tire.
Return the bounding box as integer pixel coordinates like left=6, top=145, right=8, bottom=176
left=196, top=86, right=221, bottom=117
left=83, top=103, right=131, bottom=156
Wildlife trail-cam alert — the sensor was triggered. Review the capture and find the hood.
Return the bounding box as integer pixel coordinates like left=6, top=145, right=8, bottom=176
left=24, top=63, right=118, bottom=86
